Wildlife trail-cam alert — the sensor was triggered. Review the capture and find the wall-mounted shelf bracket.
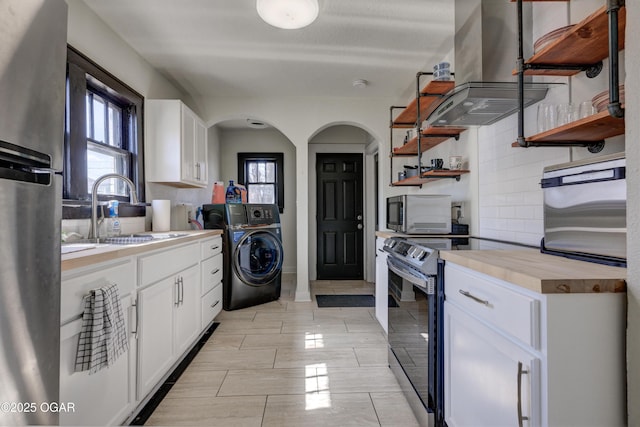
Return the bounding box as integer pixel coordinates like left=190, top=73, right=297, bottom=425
left=516, top=139, right=605, bottom=153
left=523, top=62, right=603, bottom=78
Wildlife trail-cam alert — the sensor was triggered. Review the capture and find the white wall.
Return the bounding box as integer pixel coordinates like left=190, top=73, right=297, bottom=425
left=625, top=1, right=639, bottom=424
left=218, top=127, right=297, bottom=274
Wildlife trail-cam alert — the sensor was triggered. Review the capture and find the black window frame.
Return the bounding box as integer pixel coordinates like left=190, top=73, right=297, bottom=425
left=237, top=152, right=284, bottom=213
left=65, top=45, right=144, bottom=206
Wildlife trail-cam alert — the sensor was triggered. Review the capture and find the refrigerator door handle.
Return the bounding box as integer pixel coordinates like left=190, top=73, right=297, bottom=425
left=26, top=167, right=63, bottom=175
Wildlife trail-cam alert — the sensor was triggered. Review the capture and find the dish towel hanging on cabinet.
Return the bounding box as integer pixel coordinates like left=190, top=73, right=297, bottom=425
left=74, top=283, right=129, bottom=374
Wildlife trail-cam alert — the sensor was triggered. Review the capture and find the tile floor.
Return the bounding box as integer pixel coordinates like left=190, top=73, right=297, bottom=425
left=144, top=274, right=420, bottom=426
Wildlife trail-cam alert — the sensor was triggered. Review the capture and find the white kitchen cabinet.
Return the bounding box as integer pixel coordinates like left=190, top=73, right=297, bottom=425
left=145, top=99, right=208, bottom=188
left=137, top=242, right=201, bottom=400
left=444, top=262, right=626, bottom=427
left=374, top=236, right=388, bottom=333
left=59, top=258, right=137, bottom=426
left=445, top=302, right=540, bottom=427
left=200, top=236, right=223, bottom=329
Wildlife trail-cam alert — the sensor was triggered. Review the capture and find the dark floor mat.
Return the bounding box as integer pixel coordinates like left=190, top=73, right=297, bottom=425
left=316, top=294, right=375, bottom=307
left=315, top=294, right=398, bottom=308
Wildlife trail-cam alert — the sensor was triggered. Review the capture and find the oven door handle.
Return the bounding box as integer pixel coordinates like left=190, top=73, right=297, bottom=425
left=387, top=257, right=431, bottom=290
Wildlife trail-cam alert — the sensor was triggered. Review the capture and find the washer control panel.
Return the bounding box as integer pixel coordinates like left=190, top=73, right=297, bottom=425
left=245, top=204, right=280, bottom=226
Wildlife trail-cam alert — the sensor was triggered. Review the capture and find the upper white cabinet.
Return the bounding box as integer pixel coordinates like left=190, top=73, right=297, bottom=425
left=145, top=99, right=208, bottom=187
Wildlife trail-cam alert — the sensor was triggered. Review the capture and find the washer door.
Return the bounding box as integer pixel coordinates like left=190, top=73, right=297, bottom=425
left=233, top=230, right=283, bottom=286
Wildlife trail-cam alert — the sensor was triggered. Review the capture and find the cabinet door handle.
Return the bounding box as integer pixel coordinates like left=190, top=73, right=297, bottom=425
left=131, top=300, right=139, bottom=339
left=174, top=277, right=180, bottom=306
left=179, top=277, right=184, bottom=305
left=459, top=289, right=490, bottom=306
left=211, top=268, right=220, bottom=276
left=211, top=245, right=220, bottom=250
left=211, top=299, right=220, bottom=308
left=517, top=361, right=530, bottom=427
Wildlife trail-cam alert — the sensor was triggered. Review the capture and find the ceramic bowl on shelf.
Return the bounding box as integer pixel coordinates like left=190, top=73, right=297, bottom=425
left=533, top=25, right=575, bottom=54
left=591, top=85, right=625, bottom=113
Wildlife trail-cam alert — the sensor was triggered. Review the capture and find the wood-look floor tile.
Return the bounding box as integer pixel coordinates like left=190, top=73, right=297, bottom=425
left=280, top=320, right=348, bottom=334
left=144, top=396, right=266, bottom=426
left=354, top=346, right=389, bottom=367
left=324, top=367, right=403, bottom=393
left=215, top=320, right=283, bottom=335
left=217, top=368, right=309, bottom=396
left=191, top=348, right=276, bottom=370
left=254, top=310, right=315, bottom=322
left=163, top=369, right=226, bottom=399
left=370, top=392, right=422, bottom=427
left=262, top=392, right=380, bottom=427
left=200, top=333, right=245, bottom=350
left=274, top=348, right=359, bottom=368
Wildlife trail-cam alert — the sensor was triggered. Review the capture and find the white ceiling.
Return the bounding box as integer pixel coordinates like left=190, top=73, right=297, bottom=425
left=82, top=0, right=455, bottom=101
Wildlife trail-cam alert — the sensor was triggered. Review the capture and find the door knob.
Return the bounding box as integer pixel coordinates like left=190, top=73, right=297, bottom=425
left=357, top=224, right=363, bottom=230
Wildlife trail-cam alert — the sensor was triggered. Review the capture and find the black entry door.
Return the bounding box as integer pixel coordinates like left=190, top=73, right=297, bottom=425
left=316, top=153, right=364, bottom=279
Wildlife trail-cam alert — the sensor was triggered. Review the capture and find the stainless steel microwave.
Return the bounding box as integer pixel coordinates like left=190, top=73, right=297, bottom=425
left=386, top=195, right=451, bottom=234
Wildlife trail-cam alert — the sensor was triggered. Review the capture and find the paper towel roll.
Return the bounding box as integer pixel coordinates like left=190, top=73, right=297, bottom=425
left=152, top=200, right=171, bottom=232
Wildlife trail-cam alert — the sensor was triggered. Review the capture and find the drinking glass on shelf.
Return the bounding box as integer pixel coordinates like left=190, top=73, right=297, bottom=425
left=537, top=103, right=557, bottom=133
left=557, top=103, right=576, bottom=126
left=578, top=101, right=596, bottom=119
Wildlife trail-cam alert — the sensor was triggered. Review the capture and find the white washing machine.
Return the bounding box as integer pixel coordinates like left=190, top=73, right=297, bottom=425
left=203, top=203, right=283, bottom=310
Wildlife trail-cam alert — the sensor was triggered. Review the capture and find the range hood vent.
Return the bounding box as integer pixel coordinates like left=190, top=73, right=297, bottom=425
left=427, top=82, right=549, bottom=127
left=427, top=0, right=551, bottom=127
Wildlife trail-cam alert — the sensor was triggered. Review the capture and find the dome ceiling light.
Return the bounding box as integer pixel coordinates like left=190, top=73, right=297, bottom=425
left=256, top=0, right=319, bottom=30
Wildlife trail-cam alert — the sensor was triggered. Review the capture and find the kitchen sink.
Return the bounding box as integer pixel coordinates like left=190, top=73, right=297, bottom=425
left=62, top=233, right=189, bottom=250
left=102, top=233, right=189, bottom=245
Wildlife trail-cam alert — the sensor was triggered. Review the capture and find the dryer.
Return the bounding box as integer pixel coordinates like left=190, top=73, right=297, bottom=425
left=203, top=203, right=283, bottom=310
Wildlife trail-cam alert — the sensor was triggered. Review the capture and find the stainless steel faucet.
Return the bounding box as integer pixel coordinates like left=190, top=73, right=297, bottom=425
left=89, top=173, right=139, bottom=241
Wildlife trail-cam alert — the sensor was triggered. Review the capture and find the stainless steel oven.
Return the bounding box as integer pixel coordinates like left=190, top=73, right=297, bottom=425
left=384, top=237, right=445, bottom=427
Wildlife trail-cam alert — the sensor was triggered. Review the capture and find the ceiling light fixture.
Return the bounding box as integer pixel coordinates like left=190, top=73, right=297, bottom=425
left=256, top=0, right=319, bottom=30
left=352, top=79, right=368, bottom=89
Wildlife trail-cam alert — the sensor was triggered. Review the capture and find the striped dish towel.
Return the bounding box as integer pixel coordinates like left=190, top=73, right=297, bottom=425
left=74, top=283, right=129, bottom=374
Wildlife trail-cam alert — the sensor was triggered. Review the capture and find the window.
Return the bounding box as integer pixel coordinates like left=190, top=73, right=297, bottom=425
left=238, top=153, right=284, bottom=212
left=65, top=46, right=144, bottom=203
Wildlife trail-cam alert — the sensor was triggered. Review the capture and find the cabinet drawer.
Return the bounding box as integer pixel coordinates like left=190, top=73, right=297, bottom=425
left=61, top=258, right=135, bottom=325
left=201, top=236, right=222, bottom=259
left=445, top=263, right=540, bottom=348
left=201, top=253, right=223, bottom=295
left=201, top=283, right=223, bottom=329
left=139, top=243, right=199, bottom=287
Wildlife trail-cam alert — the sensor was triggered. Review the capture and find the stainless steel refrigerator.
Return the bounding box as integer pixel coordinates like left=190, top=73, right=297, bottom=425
left=0, top=0, right=68, bottom=425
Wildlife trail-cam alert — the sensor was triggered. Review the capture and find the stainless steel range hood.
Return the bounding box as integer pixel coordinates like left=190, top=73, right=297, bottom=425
left=427, top=0, right=550, bottom=127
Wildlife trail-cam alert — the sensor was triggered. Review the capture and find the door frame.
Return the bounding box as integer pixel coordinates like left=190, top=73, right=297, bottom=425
left=308, top=144, right=376, bottom=281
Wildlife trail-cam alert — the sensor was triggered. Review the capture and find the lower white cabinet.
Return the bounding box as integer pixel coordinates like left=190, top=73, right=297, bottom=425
left=444, top=262, right=626, bottom=427
left=445, top=302, right=539, bottom=426
left=200, top=236, right=223, bottom=329
left=59, top=258, right=137, bottom=426
left=137, top=261, right=200, bottom=400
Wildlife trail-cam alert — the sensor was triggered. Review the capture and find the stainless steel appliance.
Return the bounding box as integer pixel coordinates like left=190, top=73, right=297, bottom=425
left=385, top=236, right=535, bottom=427
left=426, top=0, right=551, bottom=127
left=386, top=195, right=451, bottom=234
left=0, top=1, right=67, bottom=425
left=541, top=152, right=626, bottom=266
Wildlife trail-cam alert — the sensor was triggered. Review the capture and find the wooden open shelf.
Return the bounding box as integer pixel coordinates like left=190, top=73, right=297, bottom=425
left=514, top=5, right=625, bottom=77
left=392, top=170, right=470, bottom=187
left=510, top=0, right=568, bottom=2
left=511, top=108, right=625, bottom=147
left=392, top=81, right=455, bottom=128
left=392, top=126, right=466, bottom=156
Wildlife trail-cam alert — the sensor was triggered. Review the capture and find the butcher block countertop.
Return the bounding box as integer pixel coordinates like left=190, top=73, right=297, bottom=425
left=61, top=229, right=222, bottom=271
left=440, top=249, right=626, bottom=294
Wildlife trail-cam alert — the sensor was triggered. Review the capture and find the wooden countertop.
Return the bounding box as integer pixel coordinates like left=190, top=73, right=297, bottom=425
left=440, top=249, right=626, bottom=294
left=61, top=230, right=223, bottom=271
